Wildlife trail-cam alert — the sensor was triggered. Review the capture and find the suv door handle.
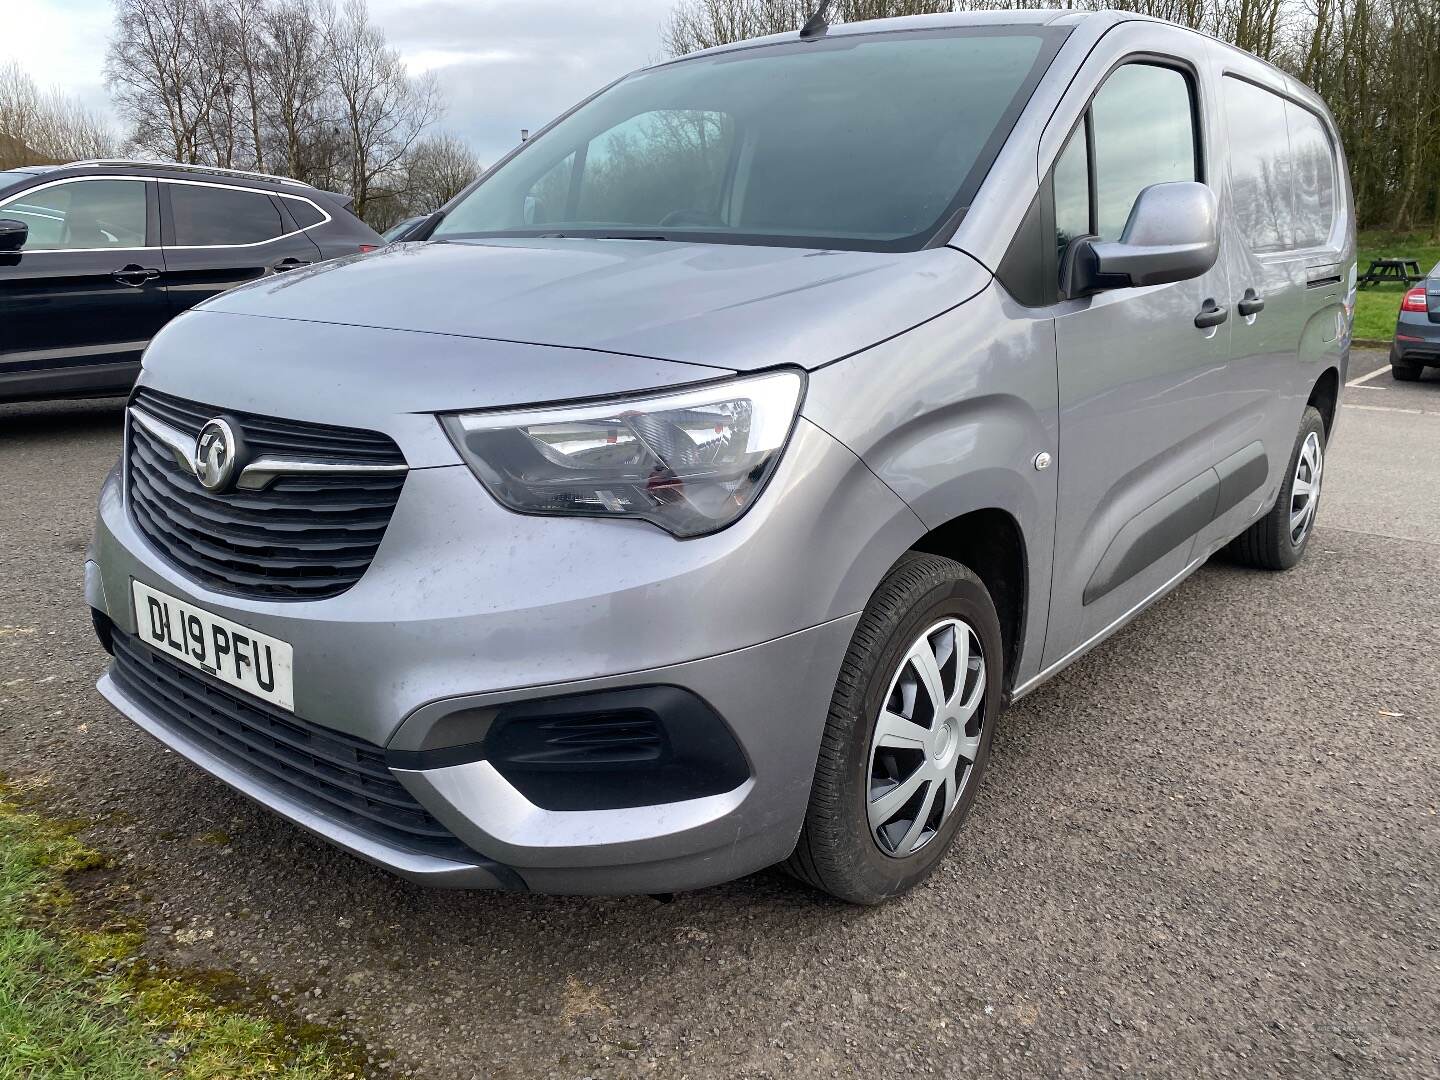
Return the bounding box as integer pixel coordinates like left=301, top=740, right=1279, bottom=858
left=1194, top=299, right=1228, bottom=329
left=112, top=264, right=160, bottom=287
left=1238, top=289, right=1265, bottom=317
left=272, top=257, right=310, bottom=272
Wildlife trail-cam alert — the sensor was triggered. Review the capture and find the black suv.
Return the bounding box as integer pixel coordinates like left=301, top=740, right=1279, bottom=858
left=0, top=160, right=382, bottom=403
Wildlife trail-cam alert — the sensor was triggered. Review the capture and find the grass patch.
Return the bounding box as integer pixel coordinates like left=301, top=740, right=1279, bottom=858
left=1353, top=230, right=1440, bottom=343
left=0, top=780, right=372, bottom=1079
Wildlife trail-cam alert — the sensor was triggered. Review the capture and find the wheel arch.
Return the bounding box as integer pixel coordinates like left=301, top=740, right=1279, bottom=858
left=908, top=507, right=1028, bottom=695
left=1307, top=365, right=1341, bottom=437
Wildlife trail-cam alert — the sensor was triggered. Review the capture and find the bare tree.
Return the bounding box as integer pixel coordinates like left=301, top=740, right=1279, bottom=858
left=323, top=0, right=441, bottom=221
left=106, top=0, right=230, bottom=162
left=258, top=0, right=334, bottom=184
left=401, top=132, right=482, bottom=214
left=221, top=0, right=271, bottom=170
left=662, top=0, right=810, bottom=55
left=663, top=0, right=956, bottom=54
left=0, top=61, right=117, bottom=167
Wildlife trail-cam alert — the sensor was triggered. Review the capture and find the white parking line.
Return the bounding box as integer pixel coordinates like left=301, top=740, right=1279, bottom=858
left=1346, top=364, right=1394, bottom=388
left=1343, top=402, right=1429, bottom=416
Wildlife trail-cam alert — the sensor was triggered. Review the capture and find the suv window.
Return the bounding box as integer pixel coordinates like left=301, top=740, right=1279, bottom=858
left=169, top=184, right=285, bottom=246
left=284, top=198, right=325, bottom=230
left=1050, top=62, right=1198, bottom=279
left=1223, top=78, right=1292, bottom=252
left=0, top=179, right=148, bottom=250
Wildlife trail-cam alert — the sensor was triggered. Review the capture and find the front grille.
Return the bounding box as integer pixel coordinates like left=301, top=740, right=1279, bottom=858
left=126, top=388, right=406, bottom=601
left=110, top=631, right=470, bottom=859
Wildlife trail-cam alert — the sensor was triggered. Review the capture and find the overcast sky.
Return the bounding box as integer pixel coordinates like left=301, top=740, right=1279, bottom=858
left=1, top=0, right=678, bottom=165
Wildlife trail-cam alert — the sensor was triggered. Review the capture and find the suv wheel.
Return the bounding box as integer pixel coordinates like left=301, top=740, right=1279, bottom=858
left=784, top=552, right=1003, bottom=904
left=1227, top=405, right=1326, bottom=570
left=1392, top=360, right=1423, bottom=382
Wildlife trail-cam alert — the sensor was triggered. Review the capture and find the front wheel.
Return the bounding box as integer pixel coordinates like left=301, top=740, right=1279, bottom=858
left=784, top=552, right=1004, bottom=904
left=1227, top=405, right=1327, bottom=570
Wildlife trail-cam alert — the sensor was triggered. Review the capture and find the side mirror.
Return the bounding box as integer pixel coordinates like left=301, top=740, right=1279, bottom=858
left=1067, top=181, right=1218, bottom=295
left=0, top=218, right=27, bottom=253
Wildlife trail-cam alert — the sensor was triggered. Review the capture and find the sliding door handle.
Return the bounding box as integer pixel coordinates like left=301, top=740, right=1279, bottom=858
left=1194, top=299, right=1229, bottom=329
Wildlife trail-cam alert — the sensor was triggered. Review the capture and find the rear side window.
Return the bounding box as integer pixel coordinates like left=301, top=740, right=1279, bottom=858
left=1285, top=102, right=1336, bottom=248
left=284, top=198, right=325, bottom=229
left=1223, top=78, right=1292, bottom=252
left=1224, top=77, right=1337, bottom=252
left=169, top=184, right=285, bottom=246
left=1090, top=64, right=1198, bottom=240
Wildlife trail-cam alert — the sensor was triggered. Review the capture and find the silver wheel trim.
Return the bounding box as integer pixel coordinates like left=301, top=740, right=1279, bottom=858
left=1290, top=430, right=1323, bottom=546
left=867, top=617, right=986, bottom=859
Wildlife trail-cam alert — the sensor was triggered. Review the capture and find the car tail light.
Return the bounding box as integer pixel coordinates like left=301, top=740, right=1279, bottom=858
left=1401, top=287, right=1428, bottom=312
left=358, top=243, right=378, bottom=253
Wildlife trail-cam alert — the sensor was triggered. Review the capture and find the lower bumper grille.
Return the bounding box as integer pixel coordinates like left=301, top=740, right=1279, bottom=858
left=109, top=631, right=470, bottom=860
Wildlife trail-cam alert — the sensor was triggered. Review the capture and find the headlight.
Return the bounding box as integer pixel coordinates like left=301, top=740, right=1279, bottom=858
left=441, top=370, right=805, bottom=537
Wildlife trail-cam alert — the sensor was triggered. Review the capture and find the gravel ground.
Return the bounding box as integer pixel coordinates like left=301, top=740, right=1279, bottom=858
left=1, top=348, right=1437, bottom=1079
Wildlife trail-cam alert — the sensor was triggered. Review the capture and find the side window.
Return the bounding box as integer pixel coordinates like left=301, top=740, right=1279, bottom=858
left=1222, top=78, right=1292, bottom=252
left=168, top=184, right=286, bottom=246
left=284, top=198, right=325, bottom=230
left=0, top=179, right=148, bottom=250
left=1053, top=126, right=1090, bottom=259
left=1090, top=64, right=1198, bottom=240
left=1285, top=102, right=1337, bottom=249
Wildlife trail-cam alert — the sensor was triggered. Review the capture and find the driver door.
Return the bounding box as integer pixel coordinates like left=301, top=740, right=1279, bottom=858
left=0, top=177, right=168, bottom=391
left=1041, top=49, right=1235, bottom=668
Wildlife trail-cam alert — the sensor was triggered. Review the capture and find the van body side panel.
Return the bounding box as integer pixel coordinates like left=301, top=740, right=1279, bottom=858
left=1199, top=49, right=1355, bottom=554
left=802, top=284, right=1059, bottom=690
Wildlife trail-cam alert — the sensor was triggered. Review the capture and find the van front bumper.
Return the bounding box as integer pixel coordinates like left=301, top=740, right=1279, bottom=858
left=88, top=416, right=920, bottom=893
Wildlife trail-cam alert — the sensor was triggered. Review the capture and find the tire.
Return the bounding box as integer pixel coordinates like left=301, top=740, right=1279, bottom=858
left=784, top=552, right=1004, bottom=905
left=1226, top=405, right=1327, bottom=570
left=1392, top=361, right=1423, bottom=382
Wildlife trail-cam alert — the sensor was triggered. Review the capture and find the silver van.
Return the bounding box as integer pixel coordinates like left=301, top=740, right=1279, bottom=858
left=89, top=10, right=1354, bottom=903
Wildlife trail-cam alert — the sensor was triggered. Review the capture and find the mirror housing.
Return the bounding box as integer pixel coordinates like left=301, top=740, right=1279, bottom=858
left=1066, top=181, right=1218, bottom=296
left=0, top=218, right=27, bottom=253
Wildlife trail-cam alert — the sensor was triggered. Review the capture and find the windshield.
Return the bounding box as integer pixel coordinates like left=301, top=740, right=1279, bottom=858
left=434, top=27, right=1064, bottom=252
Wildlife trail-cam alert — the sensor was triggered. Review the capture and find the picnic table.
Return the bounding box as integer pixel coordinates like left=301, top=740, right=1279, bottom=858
left=1357, top=258, right=1424, bottom=288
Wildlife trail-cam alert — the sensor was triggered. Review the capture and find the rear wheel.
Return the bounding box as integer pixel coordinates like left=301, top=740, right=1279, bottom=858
left=1227, top=405, right=1326, bottom=570
left=1392, top=361, right=1423, bottom=382
left=784, top=552, right=1003, bottom=904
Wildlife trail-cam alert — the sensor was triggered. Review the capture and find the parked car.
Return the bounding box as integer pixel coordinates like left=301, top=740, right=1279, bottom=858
left=381, top=214, right=429, bottom=244
left=1391, top=264, right=1440, bottom=380
left=89, top=10, right=1353, bottom=904
left=0, top=160, right=381, bottom=403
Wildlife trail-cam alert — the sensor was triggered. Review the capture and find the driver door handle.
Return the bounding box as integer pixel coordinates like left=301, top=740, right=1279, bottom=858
left=112, top=264, right=160, bottom=287
left=1194, top=299, right=1229, bottom=329
left=1238, top=289, right=1265, bottom=317
left=272, top=257, right=310, bottom=273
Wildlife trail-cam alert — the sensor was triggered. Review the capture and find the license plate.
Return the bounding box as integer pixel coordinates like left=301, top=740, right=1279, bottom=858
left=131, top=580, right=294, bottom=711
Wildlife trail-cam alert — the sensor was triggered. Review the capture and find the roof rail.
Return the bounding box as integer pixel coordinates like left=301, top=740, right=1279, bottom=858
left=66, top=159, right=311, bottom=189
